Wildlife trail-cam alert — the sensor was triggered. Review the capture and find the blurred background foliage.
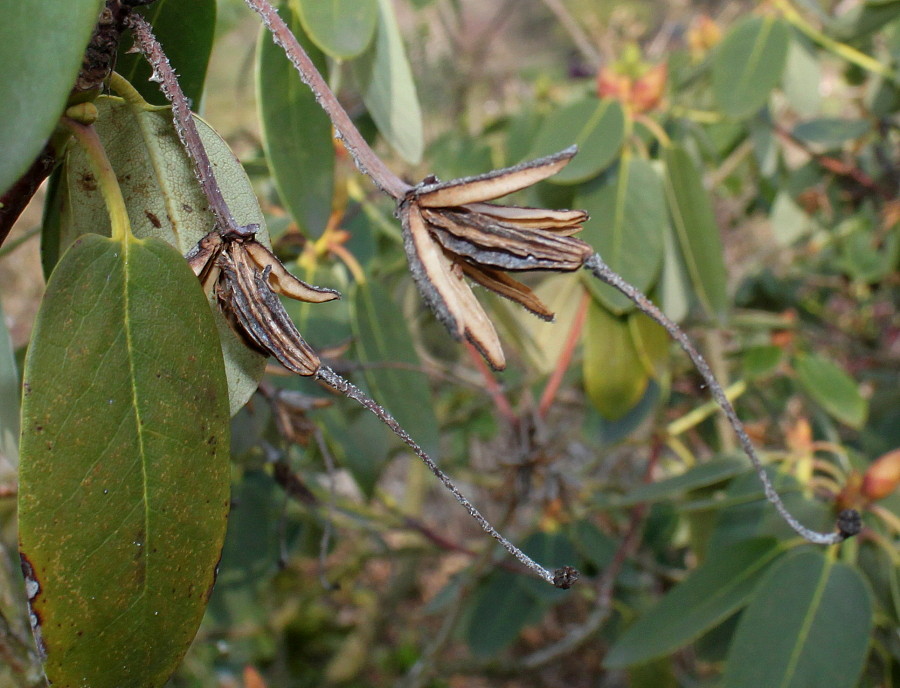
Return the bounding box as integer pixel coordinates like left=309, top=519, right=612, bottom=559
left=1, top=0, right=898, bottom=686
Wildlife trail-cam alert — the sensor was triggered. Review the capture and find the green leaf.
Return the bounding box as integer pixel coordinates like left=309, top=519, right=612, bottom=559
left=658, top=216, right=691, bottom=324
left=706, top=469, right=831, bottom=556
left=576, top=157, right=667, bottom=313
left=583, top=300, right=648, bottom=420
left=770, top=191, right=816, bottom=247
left=836, top=215, right=900, bottom=283
left=58, top=94, right=269, bottom=415
left=294, top=0, right=377, bottom=59
left=794, top=353, right=868, bottom=428
left=792, top=118, right=871, bottom=148
left=466, top=569, right=545, bottom=656
left=529, top=98, right=626, bottom=184
left=18, top=233, right=230, bottom=688
left=115, top=0, right=217, bottom=108
left=257, top=5, right=334, bottom=238
left=511, top=273, right=584, bottom=375
left=0, top=299, right=18, bottom=469
left=351, top=282, right=439, bottom=458
left=663, top=145, right=728, bottom=322
left=350, top=0, right=423, bottom=164
left=723, top=549, right=873, bottom=688
left=599, top=456, right=747, bottom=509
left=0, top=0, right=103, bottom=196
left=742, top=345, right=783, bottom=379
left=605, top=538, right=783, bottom=668
left=712, top=16, right=791, bottom=118
left=782, top=36, right=822, bottom=117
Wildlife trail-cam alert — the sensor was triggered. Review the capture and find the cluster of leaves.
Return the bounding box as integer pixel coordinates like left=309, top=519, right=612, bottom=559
left=0, top=1, right=898, bottom=687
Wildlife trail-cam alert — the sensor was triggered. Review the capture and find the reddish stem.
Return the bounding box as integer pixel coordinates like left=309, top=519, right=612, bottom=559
left=464, top=341, right=516, bottom=424
left=538, top=288, right=590, bottom=418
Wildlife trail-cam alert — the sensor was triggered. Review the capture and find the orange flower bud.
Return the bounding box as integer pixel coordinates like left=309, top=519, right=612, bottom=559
left=631, top=63, right=668, bottom=114
left=688, top=15, right=722, bottom=59
left=597, top=66, right=632, bottom=102
left=861, top=449, right=900, bottom=502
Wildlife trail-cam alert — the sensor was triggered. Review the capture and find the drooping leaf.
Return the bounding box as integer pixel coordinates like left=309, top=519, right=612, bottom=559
left=511, top=272, right=584, bottom=375
left=770, top=191, right=816, bottom=246
left=583, top=299, right=648, bottom=420
left=257, top=5, right=334, bottom=238
left=116, top=0, right=217, bottom=108
left=794, top=353, right=868, bottom=428
left=294, top=0, right=377, bottom=59
left=597, top=456, right=746, bottom=509
left=705, top=469, right=831, bottom=556
left=629, top=310, right=669, bottom=381
left=605, top=538, right=783, bottom=667
left=782, top=35, right=822, bottom=117
left=350, top=0, right=423, bottom=164
left=658, top=215, right=691, bottom=323
left=0, top=0, right=103, bottom=196
left=792, top=118, right=871, bottom=148
left=576, top=156, right=667, bottom=313
left=529, top=98, right=626, bottom=185
left=712, top=16, right=790, bottom=118
left=58, top=94, right=269, bottom=415
left=0, top=299, right=18, bottom=469
left=465, top=569, right=545, bottom=656
left=663, top=145, right=728, bottom=322
left=723, top=549, right=873, bottom=688
left=18, top=233, right=231, bottom=688
left=351, top=282, right=439, bottom=458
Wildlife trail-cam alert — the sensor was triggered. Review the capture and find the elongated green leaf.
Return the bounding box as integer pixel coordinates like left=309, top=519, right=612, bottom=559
left=782, top=36, right=822, bottom=117
left=723, top=549, right=873, bottom=688
left=0, top=0, right=103, bottom=196
left=351, top=282, right=439, bottom=458
left=577, top=157, right=666, bottom=313
left=712, top=16, right=790, bottom=119
left=605, top=538, right=783, bottom=668
left=663, top=145, right=728, bottom=322
left=511, top=273, right=583, bottom=374
left=792, top=118, right=871, bottom=148
left=258, top=6, right=334, bottom=238
left=295, top=0, right=377, bottom=59
left=58, top=94, right=269, bottom=415
left=794, top=353, right=868, bottom=429
left=583, top=299, right=648, bottom=420
left=18, top=233, right=230, bottom=688
left=530, top=98, right=625, bottom=184
left=659, top=215, right=691, bottom=323
left=0, top=299, right=18, bottom=469
left=350, top=0, right=423, bottom=164
left=466, top=569, right=545, bottom=656
left=599, top=456, right=746, bottom=509
left=116, top=0, right=217, bottom=107
left=706, top=469, right=831, bottom=556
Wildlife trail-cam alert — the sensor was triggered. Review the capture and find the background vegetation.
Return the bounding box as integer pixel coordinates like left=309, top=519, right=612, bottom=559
left=0, top=0, right=898, bottom=687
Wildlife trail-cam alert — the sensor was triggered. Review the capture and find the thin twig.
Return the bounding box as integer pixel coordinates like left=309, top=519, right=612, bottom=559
left=243, top=0, right=411, bottom=200
left=315, top=366, right=579, bottom=589
left=585, top=253, right=858, bottom=545
left=124, top=14, right=256, bottom=238
left=538, top=288, right=590, bottom=418
left=539, top=0, right=601, bottom=67
left=464, top=342, right=516, bottom=424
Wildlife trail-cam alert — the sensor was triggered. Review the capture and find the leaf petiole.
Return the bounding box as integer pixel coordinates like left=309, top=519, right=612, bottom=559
left=61, top=117, right=131, bottom=242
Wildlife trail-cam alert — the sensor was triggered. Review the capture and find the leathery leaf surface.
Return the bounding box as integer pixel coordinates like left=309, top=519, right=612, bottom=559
left=18, top=233, right=231, bottom=688
left=59, top=95, right=269, bottom=415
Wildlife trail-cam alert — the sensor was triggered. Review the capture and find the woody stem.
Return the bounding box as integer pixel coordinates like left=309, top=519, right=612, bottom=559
left=315, top=366, right=578, bottom=588
left=584, top=253, right=857, bottom=546
left=243, top=0, right=412, bottom=200
left=125, top=14, right=255, bottom=238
